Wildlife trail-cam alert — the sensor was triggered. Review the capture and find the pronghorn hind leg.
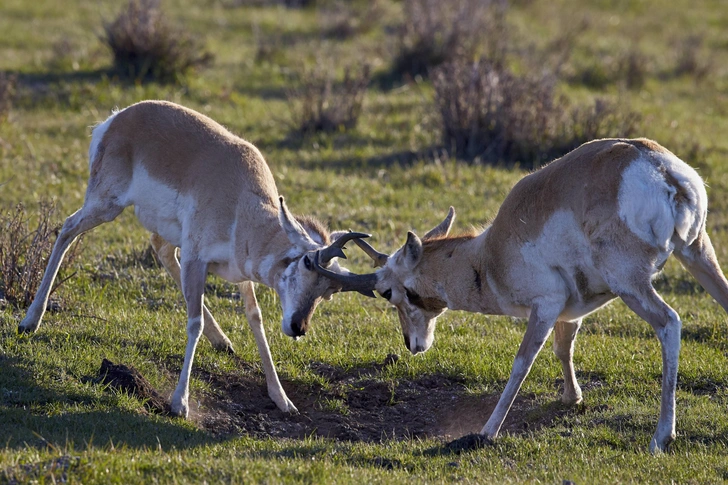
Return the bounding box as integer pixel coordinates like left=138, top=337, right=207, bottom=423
left=598, top=242, right=681, bottom=453
left=480, top=301, right=561, bottom=439
left=19, top=202, right=123, bottom=334
left=619, top=287, right=681, bottom=454
left=239, top=280, right=298, bottom=413
left=553, top=319, right=583, bottom=405
left=674, top=230, right=728, bottom=312
left=150, top=233, right=234, bottom=353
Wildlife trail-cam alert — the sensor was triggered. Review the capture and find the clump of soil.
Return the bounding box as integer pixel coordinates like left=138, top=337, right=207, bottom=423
left=96, top=358, right=169, bottom=414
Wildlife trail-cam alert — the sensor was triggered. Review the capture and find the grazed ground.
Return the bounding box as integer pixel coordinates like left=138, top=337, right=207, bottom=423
left=99, top=357, right=608, bottom=445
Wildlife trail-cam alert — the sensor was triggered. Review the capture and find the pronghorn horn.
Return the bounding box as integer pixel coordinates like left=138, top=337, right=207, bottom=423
left=312, top=252, right=378, bottom=298
left=423, top=206, right=456, bottom=240
left=319, top=231, right=371, bottom=265
left=352, top=238, right=389, bottom=268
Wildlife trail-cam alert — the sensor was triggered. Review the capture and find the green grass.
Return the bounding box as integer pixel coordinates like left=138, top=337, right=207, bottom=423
left=3, top=0, right=728, bottom=483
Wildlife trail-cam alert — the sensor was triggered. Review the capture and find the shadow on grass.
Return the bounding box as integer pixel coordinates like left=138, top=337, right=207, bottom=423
left=0, top=353, right=220, bottom=452
left=0, top=407, right=219, bottom=451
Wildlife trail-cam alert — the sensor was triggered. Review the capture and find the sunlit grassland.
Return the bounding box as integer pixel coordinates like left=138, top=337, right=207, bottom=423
left=2, top=0, right=728, bottom=483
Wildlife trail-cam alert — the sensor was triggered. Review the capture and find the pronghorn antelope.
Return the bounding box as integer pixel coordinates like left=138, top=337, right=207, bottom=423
left=18, top=100, right=372, bottom=418
left=315, top=138, right=728, bottom=452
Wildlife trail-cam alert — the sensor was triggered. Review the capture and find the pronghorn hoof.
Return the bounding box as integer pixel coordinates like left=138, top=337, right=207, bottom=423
left=17, top=325, right=35, bottom=335
left=277, top=399, right=299, bottom=414
left=170, top=400, right=189, bottom=419
left=649, top=434, right=675, bottom=454
left=561, top=395, right=583, bottom=406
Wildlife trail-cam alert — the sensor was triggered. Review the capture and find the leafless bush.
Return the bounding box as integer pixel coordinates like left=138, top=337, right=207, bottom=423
left=102, top=0, right=213, bottom=82
left=390, top=0, right=507, bottom=82
left=674, top=35, right=711, bottom=80
left=620, top=49, right=648, bottom=90
left=319, top=1, right=385, bottom=40
left=222, top=0, right=315, bottom=6
left=0, top=202, right=82, bottom=310
left=433, top=59, right=640, bottom=165
left=0, top=73, right=17, bottom=122
left=288, top=61, right=371, bottom=134
left=570, top=48, right=648, bottom=90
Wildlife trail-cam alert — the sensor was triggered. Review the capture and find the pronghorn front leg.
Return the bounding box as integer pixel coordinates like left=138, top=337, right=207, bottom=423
left=481, top=302, right=560, bottom=439
left=150, top=233, right=234, bottom=353
left=239, top=280, right=298, bottom=413
left=553, top=319, right=583, bottom=405
left=170, top=255, right=208, bottom=418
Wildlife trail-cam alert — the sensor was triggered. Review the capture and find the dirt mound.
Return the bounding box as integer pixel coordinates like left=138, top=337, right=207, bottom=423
left=96, top=359, right=170, bottom=414
left=96, top=357, right=598, bottom=443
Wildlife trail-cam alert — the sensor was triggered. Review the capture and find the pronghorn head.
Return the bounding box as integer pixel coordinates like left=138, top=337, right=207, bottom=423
left=277, top=197, right=375, bottom=338
left=312, top=207, right=456, bottom=355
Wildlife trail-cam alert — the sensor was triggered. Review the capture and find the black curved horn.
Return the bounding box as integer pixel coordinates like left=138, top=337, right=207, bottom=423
left=352, top=238, right=389, bottom=268
left=319, top=231, right=371, bottom=265
left=312, top=252, right=378, bottom=298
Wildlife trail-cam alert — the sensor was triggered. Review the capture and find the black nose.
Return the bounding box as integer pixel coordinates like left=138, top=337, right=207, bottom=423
left=414, top=344, right=425, bottom=354
left=290, top=320, right=306, bottom=338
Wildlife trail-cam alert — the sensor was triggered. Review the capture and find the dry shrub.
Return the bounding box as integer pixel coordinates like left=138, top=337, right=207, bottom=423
left=433, top=59, right=640, bottom=165
left=102, top=0, right=213, bottom=82
left=390, top=0, right=507, bottom=82
left=222, top=0, right=315, bottom=7
left=0, top=73, right=17, bottom=122
left=0, top=202, right=82, bottom=310
left=288, top=61, right=371, bottom=134
left=319, top=1, right=385, bottom=40
left=570, top=48, right=648, bottom=90
left=674, top=35, right=711, bottom=80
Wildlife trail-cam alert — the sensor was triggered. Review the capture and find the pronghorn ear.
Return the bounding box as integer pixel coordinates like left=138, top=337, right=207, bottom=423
left=278, top=196, right=317, bottom=249
left=423, top=206, right=455, bottom=240
left=402, top=231, right=423, bottom=269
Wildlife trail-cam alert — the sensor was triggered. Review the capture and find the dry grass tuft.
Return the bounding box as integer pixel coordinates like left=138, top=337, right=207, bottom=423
left=0, top=202, right=82, bottom=310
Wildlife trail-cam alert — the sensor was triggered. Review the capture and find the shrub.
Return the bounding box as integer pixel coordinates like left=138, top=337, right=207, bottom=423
left=0, top=202, right=82, bottom=310
left=673, top=35, right=710, bottom=80
left=432, top=59, right=640, bottom=165
left=570, top=48, right=648, bottom=90
left=318, top=1, right=385, bottom=40
left=288, top=61, right=371, bottom=134
left=390, top=0, right=507, bottom=82
left=102, top=0, right=213, bottom=83
left=0, top=73, right=16, bottom=123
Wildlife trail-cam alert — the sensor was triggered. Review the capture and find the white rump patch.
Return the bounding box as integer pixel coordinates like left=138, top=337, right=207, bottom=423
left=659, top=151, right=707, bottom=244
left=88, top=107, right=123, bottom=171
left=618, top=154, right=706, bottom=249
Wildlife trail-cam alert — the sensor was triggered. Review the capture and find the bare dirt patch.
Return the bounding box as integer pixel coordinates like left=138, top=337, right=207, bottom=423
left=97, top=357, right=603, bottom=443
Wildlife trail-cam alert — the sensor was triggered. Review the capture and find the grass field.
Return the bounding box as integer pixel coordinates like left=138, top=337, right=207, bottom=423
left=2, top=0, right=728, bottom=483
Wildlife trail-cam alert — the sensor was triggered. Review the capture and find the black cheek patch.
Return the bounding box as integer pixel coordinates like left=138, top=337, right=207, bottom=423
left=408, top=292, right=447, bottom=313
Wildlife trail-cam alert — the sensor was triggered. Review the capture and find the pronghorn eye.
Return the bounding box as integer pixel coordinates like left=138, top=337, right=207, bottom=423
left=303, top=256, right=312, bottom=271
left=381, top=289, right=392, bottom=300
